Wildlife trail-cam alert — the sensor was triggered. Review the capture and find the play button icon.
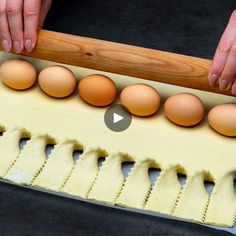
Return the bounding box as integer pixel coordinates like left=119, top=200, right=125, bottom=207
left=104, top=104, right=132, bottom=132
left=113, top=113, right=124, bottom=123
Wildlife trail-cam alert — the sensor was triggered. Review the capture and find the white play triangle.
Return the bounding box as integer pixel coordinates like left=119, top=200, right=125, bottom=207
left=113, top=113, right=124, bottom=124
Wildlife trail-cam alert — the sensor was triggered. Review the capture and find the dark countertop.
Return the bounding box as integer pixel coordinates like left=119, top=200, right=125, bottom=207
left=44, top=0, right=236, bottom=59
left=0, top=182, right=233, bottom=236
left=1, top=1, right=236, bottom=235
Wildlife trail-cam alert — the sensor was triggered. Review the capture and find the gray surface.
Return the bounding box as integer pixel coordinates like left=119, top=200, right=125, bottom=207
left=45, top=0, right=236, bottom=59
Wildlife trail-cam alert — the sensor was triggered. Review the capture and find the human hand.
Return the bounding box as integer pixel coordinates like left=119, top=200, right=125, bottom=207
left=0, top=0, right=52, bottom=54
left=208, top=10, right=236, bottom=96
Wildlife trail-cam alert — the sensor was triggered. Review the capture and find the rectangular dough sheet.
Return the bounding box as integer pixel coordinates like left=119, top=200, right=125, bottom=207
left=0, top=52, right=235, bottom=232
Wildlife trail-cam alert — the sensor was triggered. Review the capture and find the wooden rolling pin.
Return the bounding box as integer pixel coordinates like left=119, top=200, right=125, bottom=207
left=0, top=29, right=232, bottom=96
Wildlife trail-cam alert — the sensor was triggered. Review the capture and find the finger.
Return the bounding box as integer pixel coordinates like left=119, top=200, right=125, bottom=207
left=219, top=42, right=236, bottom=91
left=0, top=0, right=12, bottom=52
left=6, top=0, right=24, bottom=54
left=24, top=0, right=41, bottom=52
left=232, top=79, right=236, bottom=95
left=39, top=0, right=52, bottom=28
left=209, top=10, right=236, bottom=87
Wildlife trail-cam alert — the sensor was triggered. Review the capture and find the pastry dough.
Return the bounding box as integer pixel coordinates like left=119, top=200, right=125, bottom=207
left=61, top=147, right=107, bottom=198
left=116, top=158, right=156, bottom=209
left=172, top=172, right=209, bottom=222
left=144, top=165, right=182, bottom=214
left=5, top=134, right=53, bottom=185
left=88, top=153, right=133, bottom=204
left=32, top=140, right=81, bottom=191
left=0, top=128, right=27, bottom=177
left=0, top=52, right=235, bottom=228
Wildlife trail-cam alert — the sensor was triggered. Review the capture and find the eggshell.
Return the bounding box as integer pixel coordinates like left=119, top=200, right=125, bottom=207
left=78, top=74, right=117, bottom=107
left=38, top=66, right=76, bottom=98
left=208, top=103, right=236, bottom=137
left=164, top=93, right=205, bottom=127
left=120, top=84, right=161, bottom=116
left=0, top=59, right=37, bottom=90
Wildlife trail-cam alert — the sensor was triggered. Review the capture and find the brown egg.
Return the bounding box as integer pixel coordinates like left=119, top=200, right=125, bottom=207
left=78, top=74, right=117, bottom=106
left=164, top=93, right=205, bottom=127
left=120, top=84, right=161, bottom=116
left=0, top=58, right=37, bottom=90
left=38, top=66, right=76, bottom=98
left=208, top=103, right=236, bottom=137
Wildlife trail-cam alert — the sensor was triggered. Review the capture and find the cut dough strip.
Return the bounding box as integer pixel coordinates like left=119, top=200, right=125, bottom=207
left=61, top=147, right=107, bottom=198
left=144, top=165, right=182, bottom=215
left=0, top=127, right=29, bottom=178
left=32, top=140, right=82, bottom=191
left=204, top=172, right=236, bottom=227
left=116, top=158, right=159, bottom=209
left=172, top=171, right=210, bottom=223
left=4, top=134, right=54, bottom=185
left=87, top=152, right=133, bottom=204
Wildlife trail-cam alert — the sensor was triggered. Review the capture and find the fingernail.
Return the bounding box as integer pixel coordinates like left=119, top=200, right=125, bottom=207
left=2, top=40, right=10, bottom=52
left=25, top=39, right=33, bottom=52
left=13, top=41, right=21, bottom=54
left=219, top=80, right=229, bottom=91
left=209, top=74, right=218, bottom=87
left=232, top=84, right=236, bottom=95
